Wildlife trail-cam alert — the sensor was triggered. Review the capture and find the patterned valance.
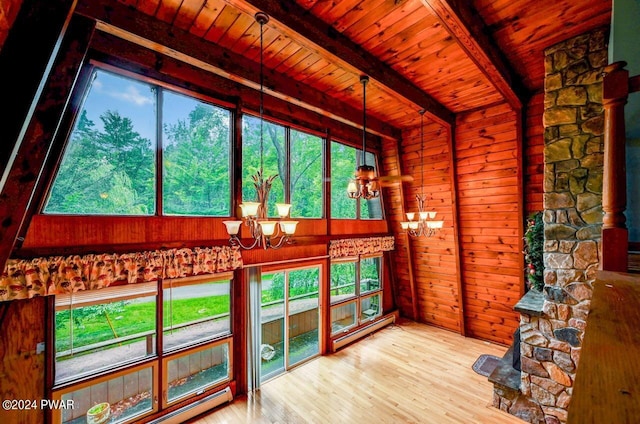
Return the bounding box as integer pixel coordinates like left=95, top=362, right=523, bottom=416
left=329, top=236, right=395, bottom=259
left=0, top=246, right=242, bottom=302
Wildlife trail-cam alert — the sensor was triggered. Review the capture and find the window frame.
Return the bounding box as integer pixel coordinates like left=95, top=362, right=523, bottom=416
left=50, top=272, right=235, bottom=423
left=161, top=337, right=233, bottom=408
left=329, top=139, right=384, bottom=220
left=42, top=65, right=235, bottom=218
left=162, top=273, right=233, bottom=353
left=241, top=113, right=326, bottom=219
left=51, top=361, right=159, bottom=424
left=329, top=253, right=384, bottom=336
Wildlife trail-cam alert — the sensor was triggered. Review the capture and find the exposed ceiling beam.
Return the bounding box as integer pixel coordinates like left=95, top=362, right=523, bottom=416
left=420, top=0, right=524, bottom=110
left=222, top=0, right=455, bottom=127
left=74, top=0, right=400, bottom=140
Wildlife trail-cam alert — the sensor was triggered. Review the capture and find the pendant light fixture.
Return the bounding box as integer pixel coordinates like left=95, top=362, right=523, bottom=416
left=347, top=75, right=380, bottom=200
left=401, top=109, right=444, bottom=237
left=223, top=12, right=297, bottom=249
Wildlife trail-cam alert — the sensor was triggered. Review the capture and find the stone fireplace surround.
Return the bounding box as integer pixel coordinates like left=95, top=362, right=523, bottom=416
left=491, top=27, right=608, bottom=424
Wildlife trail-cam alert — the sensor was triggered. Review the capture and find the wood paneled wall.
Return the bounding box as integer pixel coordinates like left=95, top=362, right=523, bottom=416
left=0, top=297, right=46, bottom=424
left=455, top=102, right=523, bottom=345
left=524, top=92, right=544, bottom=216
left=382, top=120, right=462, bottom=332
left=404, top=123, right=461, bottom=331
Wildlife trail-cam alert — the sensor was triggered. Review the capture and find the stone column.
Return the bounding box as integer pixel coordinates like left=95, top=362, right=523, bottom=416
left=523, top=28, right=608, bottom=424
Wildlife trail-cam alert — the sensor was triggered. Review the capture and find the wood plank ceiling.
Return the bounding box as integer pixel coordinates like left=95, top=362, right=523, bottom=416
left=107, top=0, right=611, bottom=132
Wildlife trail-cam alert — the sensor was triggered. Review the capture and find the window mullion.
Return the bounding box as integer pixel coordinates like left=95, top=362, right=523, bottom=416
left=285, top=127, right=291, bottom=204
left=155, top=86, right=163, bottom=216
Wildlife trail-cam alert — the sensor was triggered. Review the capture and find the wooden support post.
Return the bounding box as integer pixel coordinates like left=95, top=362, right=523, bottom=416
left=601, top=61, right=629, bottom=272
left=0, top=14, right=95, bottom=272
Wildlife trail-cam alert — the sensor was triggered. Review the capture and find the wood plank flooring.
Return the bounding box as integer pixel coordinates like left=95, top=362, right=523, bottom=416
left=192, top=319, right=525, bottom=424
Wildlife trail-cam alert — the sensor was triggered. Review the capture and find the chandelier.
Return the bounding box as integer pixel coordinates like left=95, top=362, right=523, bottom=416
left=401, top=109, right=443, bottom=237
left=223, top=12, right=297, bottom=250
left=347, top=75, right=380, bottom=200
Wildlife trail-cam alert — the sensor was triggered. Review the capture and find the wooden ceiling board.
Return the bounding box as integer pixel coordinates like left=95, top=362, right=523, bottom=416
left=189, top=1, right=224, bottom=38
left=305, top=0, right=499, bottom=112
left=203, top=5, right=241, bottom=44
left=216, top=9, right=254, bottom=50
left=156, top=0, right=182, bottom=24
left=108, top=0, right=612, bottom=130
left=473, top=0, right=611, bottom=91
left=172, top=0, right=206, bottom=31
left=138, top=0, right=161, bottom=16
left=333, top=0, right=388, bottom=34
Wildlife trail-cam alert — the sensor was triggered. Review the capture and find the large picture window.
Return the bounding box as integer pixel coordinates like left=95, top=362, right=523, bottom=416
left=330, top=140, right=382, bottom=219
left=242, top=116, right=324, bottom=218
left=54, top=283, right=158, bottom=384
left=44, top=68, right=232, bottom=216
left=45, top=71, right=156, bottom=215
left=163, top=275, right=232, bottom=351
left=162, top=90, right=231, bottom=216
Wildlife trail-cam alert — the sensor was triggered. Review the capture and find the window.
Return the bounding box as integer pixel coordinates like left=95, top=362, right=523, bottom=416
left=55, top=364, right=157, bottom=424
left=163, top=276, right=232, bottom=351
left=242, top=115, right=324, bottom=218
left=330, top=141, right=382, bottom=219
left=257, top=266, right=320, bottom=382
left=329, top=254, right=383, bottom=335
left=290, top=129, right=323, bottom=218
left=164, top=340, right=231, bottom=406
left=162, top=90, right=231, bottom=216
left=44, top=68, right=232, bottom=216
left=45, top=71, right=156, bottom=215
left=53, top=274, right=234, bottom=424
left=54, top=283, right=158, bottom=384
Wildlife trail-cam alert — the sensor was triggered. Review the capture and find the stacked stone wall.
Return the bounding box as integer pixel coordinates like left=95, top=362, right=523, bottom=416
left=522, top=27, right=608, bottom=424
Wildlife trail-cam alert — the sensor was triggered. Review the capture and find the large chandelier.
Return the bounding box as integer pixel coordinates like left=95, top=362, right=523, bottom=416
left=401, top=109, right=443, bottom=237
left=223, top=12, right=297, bottom=250
left=347, top=75, right=380, bottom=200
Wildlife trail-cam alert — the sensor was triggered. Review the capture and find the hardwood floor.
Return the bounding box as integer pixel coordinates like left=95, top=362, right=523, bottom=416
left=193, top=319, right=525, bottom=424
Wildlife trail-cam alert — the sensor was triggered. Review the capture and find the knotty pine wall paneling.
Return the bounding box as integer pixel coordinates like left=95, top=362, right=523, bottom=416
left=455, top=102, right=523, bottom=345
left=524, top=92, right=545, bottom=216
left=403, top=122, right=461, bottom=332
left=380, top=137, right=415, bottom=318
left=0, top=297, right=46, bottom=424
left=383, top=120, right=462, bottom=332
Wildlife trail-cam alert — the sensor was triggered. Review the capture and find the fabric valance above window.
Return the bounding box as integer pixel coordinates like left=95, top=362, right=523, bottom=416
left=329, top=236, right=395, bottom=259
left=0, top=246, right=242, bottom=302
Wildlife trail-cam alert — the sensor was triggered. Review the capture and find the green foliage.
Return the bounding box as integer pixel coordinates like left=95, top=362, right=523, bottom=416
left=331, top=142, right=358, bottom=219
left=45, top=109, right=155, bottom=214
left=261, top=268, right=320, bottom=304
left=163, top=100, right=231, bottom=215
left=524, top=212, right=544, bottom=292
left=56, top=295, right=230, bottom=353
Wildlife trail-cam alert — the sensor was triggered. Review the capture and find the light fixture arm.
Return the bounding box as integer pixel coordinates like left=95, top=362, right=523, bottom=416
left=222, top=12, right=297, bottom=250
left=400, top=109, right=443, bottom=237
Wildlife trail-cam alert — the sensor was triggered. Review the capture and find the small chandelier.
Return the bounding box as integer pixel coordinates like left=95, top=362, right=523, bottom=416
left=347, top=75, right=380, bottom=200
left=223, top=12, right=297, bottom=250
left=401, top=109, right=443, bottom=237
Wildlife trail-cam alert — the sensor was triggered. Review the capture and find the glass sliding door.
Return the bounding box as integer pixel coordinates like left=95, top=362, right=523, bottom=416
left=287, top=267, right=319, bottom=366
left=256, top=266, right=321, bottom=384
left=260, top=271, right=286, bottom=380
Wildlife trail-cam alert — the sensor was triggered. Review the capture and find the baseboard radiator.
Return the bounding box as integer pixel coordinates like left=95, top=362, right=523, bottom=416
left=332, top=314, right=395, bottom=352
left=151, top=386, right=233, bottom=424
